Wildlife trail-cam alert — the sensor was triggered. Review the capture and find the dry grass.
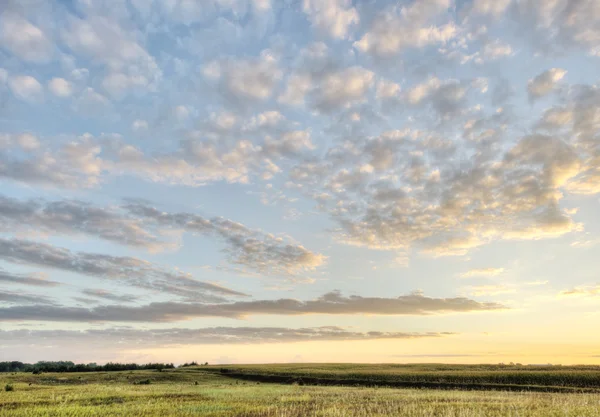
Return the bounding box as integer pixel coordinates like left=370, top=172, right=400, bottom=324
left=1, top=366, right=600, bottom=416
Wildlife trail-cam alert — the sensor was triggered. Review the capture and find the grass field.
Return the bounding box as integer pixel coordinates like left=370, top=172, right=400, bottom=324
left=2, top=364, right=600, bottom=416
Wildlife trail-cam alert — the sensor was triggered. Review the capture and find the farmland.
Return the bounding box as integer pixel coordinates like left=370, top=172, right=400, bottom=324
left=2, top=364, right=600, bottom=416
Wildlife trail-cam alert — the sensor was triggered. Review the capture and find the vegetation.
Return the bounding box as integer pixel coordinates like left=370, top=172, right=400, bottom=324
left=200, top=363, right=600, bottom=391
left=1, top=365, right=600, bottom=416
left=0, top=361, right=175, bottom=374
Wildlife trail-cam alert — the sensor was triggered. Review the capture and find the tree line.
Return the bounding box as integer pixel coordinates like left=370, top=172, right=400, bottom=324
left=0, top=361, right=175, bottom=373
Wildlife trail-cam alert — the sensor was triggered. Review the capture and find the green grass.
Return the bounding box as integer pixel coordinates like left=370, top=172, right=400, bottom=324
left=1, top=365, right=600, bottom=416
left=199, top=363, right=600, bottom=390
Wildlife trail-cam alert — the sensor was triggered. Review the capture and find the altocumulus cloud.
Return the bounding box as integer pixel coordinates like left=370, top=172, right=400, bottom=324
left=0, top=194, right=324, bottom=277
left=0, top=291, right=506, bottom=323
left=0, top=238, right=245, bottom=302
left=1, top=0, right=599, bottom=364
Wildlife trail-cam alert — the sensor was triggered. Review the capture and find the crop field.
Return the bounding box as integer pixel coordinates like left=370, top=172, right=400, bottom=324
left=205, top=363, right=600, bottom=391
left=2, top=364, right=600, bottom=416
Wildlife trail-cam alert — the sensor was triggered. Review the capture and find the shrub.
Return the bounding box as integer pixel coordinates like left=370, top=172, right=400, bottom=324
left=4, top=384, right=14, bottom=392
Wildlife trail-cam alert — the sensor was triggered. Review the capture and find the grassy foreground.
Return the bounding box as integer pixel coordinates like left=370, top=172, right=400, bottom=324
left=1, top=365, right=600, bottom=416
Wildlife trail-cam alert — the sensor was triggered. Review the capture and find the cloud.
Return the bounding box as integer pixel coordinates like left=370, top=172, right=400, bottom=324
left=0, top=126, right=311, bottom=188
left=124, top=201, right=325, bottom=277
left=0, top=193, right=167, bottom=250
left=536, top=107, right=573, bottom=131
left=460, top=268, right=505, bottom=278
left=481, top=39, right=513, bottom=60
left=527, top=68, right=567, bottom=101
left=8, top=75, right=43, bottom=102
left=288, top=118, right=587, bottom=257
left=0, top=290, right=506, bottom=322
left=279, top=44, right=374, bottom=113
left=354, top=0, right=456, bottom=58
left=80, top=289, right=138, bottom=303
left=0, top=327, right=454, bottom=350
left=0, top=195, right=173, bottom=251
left=48, top=78, right=73, bottom=98
left=559, top=285, right=600, bottom=298
left=405, top=77, right=471, bottom=118
left=132, top=119, right=149, bottom=132
left=0, top=194, right=323, bottom=278
left=0, top=289, right=55, bottom=305
left=0, top=133, right=103, bottom=188
left=0, top=237, right=245, bottom=301
left=513, top=0, right=600, bottom=56
left=0, top=269, right=60, bottom=287
left=302, top=0, right=359, bottom=40
left=312, top=67, right=374, bottom=113
left=570, top=238, right=600, bottom=249
left=468, top=0, right=512, bottom=18
left=75, top=87, right=111, bottom=114
left=62, top=15, right=161, bottom=97
left=0, top=12, right=53, bottom=63
left=203, top=50, right=282, bottom=102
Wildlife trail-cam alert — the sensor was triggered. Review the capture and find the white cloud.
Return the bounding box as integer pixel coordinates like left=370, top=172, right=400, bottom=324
left=132, top=119, right=149, bottom=132
left=279, top=50, right=374, bottom=113
left=0, top=133, right=102, bottom=188
left=204, top=50, right=282, bottom=102
left=8, top=75, right=43, bottom=102
left=279, top=74, right=312, bottom=106
left=354, top=0, right=456, bottom=58
left=62, top=16, right=160, bottom=97
left=376, top=79, right=401, bottom=100
left=48, top=78, right=73, bottom=98
left=0, top=13, right=53, bottom=63
left=313, top=67, right=374, bottom=112
left=302, top=0, right=359, bottom=39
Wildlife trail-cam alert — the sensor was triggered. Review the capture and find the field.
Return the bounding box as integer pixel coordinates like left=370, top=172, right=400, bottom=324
left=2, top=364, right=600, bottom=416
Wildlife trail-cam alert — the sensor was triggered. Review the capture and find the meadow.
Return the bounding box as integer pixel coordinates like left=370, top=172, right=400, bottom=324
left=2, top=364, right=600, bottom=416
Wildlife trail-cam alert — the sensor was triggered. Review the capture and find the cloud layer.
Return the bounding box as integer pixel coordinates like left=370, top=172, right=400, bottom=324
left=0, top=291, right=505, bottom=322
left=0, top=194, right=324, bottom=277
left=0, top=326, right=454, bottom=348
left=0, top=0, right=599, bottom=362
left=0, top=238, right=244, bottom=301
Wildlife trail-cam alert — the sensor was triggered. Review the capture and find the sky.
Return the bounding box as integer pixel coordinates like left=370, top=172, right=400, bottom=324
left=0, top=0, right=599, bottom=365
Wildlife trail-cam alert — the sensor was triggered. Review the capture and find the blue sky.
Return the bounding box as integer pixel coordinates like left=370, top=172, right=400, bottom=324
left=1, top=0, right=600, bottom=364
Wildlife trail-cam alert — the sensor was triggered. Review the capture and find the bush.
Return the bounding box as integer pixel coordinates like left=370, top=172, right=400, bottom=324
left=4, top=384, right=14, bottom=392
